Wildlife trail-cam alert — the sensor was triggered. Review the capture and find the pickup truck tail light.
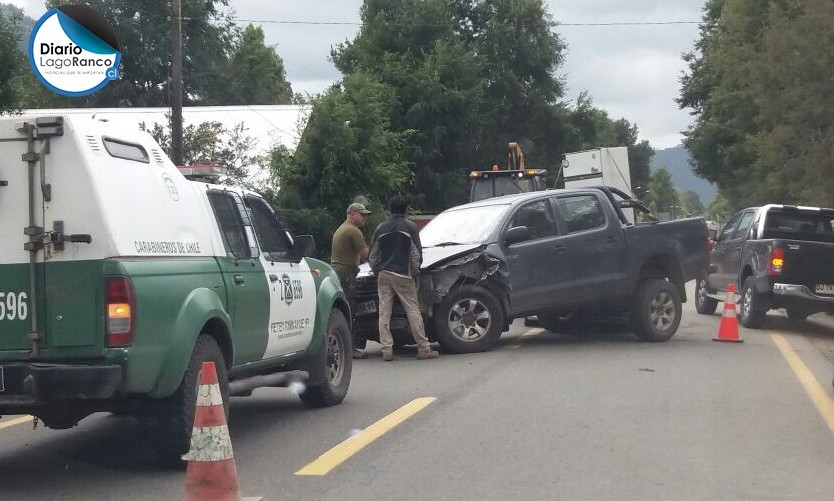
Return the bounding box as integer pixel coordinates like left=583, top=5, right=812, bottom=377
left=768, top=248, right=785, bottom=275
left=106, top=276, right=136, bottom=347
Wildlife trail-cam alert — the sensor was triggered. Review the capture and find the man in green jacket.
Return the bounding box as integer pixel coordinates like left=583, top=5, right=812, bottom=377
left=331, top=202, right=371, bottom=359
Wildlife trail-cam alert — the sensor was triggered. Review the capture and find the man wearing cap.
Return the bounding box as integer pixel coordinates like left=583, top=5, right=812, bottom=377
left=331, top=202, right=372, bottom=359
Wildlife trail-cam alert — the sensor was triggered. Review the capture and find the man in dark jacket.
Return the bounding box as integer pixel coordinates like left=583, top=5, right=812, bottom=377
left=369, top=196, right=439, bottom=361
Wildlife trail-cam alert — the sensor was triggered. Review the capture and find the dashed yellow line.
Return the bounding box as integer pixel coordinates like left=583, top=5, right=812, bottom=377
left=509, top=328, right=544, bottom=349
left=0, top=415, right=33, bottom=430
left=295, top=397, right=437, bottom=476
left=771, top=333, right=834, bottom=433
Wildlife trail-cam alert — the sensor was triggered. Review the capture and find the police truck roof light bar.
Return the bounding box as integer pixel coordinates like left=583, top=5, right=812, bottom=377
left=177, top=163, right=227, bottom=183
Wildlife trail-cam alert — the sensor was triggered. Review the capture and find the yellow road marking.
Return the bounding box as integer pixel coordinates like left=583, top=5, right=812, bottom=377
left=509, top=327, right=544, bottom=349
left=295, top=397, right=437, bottom=476
left=0, top=415, right=33, bottom=430
left=771, top=333, right=834, bottom=433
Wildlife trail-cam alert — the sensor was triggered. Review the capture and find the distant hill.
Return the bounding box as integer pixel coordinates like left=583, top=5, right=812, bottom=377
left=0, top=3, right=34, bottom=51
left=651, top=145, right=717, bottom=205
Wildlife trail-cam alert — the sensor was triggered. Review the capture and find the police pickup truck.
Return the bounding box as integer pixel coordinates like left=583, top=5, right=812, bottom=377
left=0, top=116, right=352, bottom=464
left=695, top=204, right=834, bottom=327
left=354, top=187, right=709, bottom=353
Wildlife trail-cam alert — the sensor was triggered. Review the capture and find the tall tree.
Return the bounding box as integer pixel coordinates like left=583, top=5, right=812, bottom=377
left=143, top=119, right=260, bottom=188
left=647, top=167, right=681, bottom=217
left=330, top=0, right=571, bottom=211
left=748, top=0, right=834, bottom=206
left=679, top=0, right=834, bottom=208
left=679, top=190, right=706, bottom=217
left=42, top=0, right=236, bottom=107
left=222, top=25, right=293, bottom=105
left=270, top=73, right=413, bottom=253
left=0, top=10, right=22, bottom=113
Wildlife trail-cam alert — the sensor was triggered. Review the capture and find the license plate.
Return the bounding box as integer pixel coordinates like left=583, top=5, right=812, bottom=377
left=816, top=284, right=834, bottom=295
left=356, top=300, right=377, bottom=315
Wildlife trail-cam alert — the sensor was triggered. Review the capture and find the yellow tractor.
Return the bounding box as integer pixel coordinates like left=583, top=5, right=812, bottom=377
left=468, top=142, right=548, bottom=202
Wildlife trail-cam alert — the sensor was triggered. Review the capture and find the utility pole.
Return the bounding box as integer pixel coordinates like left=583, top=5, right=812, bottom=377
left=171, top=0, right=184, bottom=166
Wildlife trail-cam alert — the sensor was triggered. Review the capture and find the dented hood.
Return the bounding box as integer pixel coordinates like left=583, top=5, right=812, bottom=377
left=420, top=243, right=485, bottom=269
left=357, top=243, right=484, bottom=277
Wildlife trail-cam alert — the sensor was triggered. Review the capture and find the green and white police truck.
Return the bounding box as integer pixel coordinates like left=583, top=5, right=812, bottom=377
left=0, top=115, right=352, bottom=464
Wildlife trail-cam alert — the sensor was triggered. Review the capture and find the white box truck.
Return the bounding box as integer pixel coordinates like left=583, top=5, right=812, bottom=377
left=562, top=147, right=634, bottom=223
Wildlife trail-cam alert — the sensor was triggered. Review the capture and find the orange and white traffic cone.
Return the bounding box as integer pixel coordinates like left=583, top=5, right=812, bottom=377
left=183, top=361, right=262, bottom=501
left=713, top=283, right=743, bottom=343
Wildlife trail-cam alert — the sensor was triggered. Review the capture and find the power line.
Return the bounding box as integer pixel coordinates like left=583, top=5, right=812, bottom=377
left=184, top=17, right=700, bottom=27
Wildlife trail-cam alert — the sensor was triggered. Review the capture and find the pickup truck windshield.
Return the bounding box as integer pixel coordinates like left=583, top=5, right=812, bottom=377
left=762, top=209, right=834, bottom=243
left=421, top=204, right=509, bottom=247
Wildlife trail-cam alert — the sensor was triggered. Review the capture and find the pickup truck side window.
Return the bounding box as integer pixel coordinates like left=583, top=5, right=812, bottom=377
left=718, top=213, right=742, bottom=241
left=207, top=191, right=256, bottom=259
left=244, top=195, right=293, bottom=261
left=557, top=195, right=606, bottom=234
left=733, top=211, right=756, bottom=240
left=509, top=200, right=558, bottom=240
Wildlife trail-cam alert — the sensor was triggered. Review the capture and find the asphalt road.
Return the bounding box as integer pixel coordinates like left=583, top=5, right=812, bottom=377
left=1, top=281, right=834, bottom=500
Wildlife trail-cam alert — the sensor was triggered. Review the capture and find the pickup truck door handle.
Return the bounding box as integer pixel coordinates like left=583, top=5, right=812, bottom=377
left=553, top=245, right=567, bottom=255
left=604, top=236, right=619, bottom=244
left=734, top=246, right=741, bottom=252
left=234, top=274, right=245, bottom=285
left=269, top=274, right=279, bottom=283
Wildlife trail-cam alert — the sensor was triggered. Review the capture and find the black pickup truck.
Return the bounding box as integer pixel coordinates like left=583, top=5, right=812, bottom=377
left=354, top=187, right=709, bottom=353
left=695, top=204, right=834, bottom=327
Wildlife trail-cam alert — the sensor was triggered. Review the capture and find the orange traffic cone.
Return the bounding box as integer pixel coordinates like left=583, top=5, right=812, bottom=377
left=713, top=283, right=744, bottom=343
left=183, top=362, right=262, bottom=501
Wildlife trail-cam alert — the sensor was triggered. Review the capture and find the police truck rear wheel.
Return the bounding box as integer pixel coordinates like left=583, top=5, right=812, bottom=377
left=299, top=309, right=352, bottom=408
left=152, top=334, right=229, bottom=468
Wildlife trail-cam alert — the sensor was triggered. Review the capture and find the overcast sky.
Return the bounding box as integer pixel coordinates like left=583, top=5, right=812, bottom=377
left=10, top=0, right=706, bottom=148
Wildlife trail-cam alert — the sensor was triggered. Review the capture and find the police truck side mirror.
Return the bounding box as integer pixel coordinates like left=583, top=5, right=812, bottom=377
left=295, top=235, right=316, bottom=259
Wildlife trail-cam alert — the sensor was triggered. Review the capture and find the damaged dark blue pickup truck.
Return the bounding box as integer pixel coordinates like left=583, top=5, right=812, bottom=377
left=354, top=187, right=709, bottom=353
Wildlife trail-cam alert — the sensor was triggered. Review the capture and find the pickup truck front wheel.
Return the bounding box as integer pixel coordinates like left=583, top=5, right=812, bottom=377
left=299, top=309, right=352, bottom=408
left=695, top=277, right=719, bottom=315
left=740, top=278, right=767, bottom=328
left=631, top=279, right=681, bottom=342
left=435, top=285, right=504, bottom=353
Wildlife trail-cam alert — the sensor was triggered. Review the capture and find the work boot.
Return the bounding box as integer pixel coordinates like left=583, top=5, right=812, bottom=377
left=352, top=348, right=368, bottom=360
left=382, top=351, right=394, bottom=362
left=416, top=346, right=439, bottom=360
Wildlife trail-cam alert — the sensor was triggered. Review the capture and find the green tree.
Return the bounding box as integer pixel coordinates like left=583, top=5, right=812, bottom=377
left=0, top=11, right=23, bottom=113
left=222, top=25, right=293, bottom=105
left=270, top=73, right=413, bottom=253
left=748, top=0, right=834, bottom=206
left=331, top=0, right=572, bottom=211
left=647, top=167, right=681, bottom=218
left=707, top=192, right=733, bottom=223
left=679, top=190, right=706, bottom=217
left=143, top=119, right=260, bottom=188
left=41, top=0, right=236, bottom=107
left=679, top=0, right=834, bottom=207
